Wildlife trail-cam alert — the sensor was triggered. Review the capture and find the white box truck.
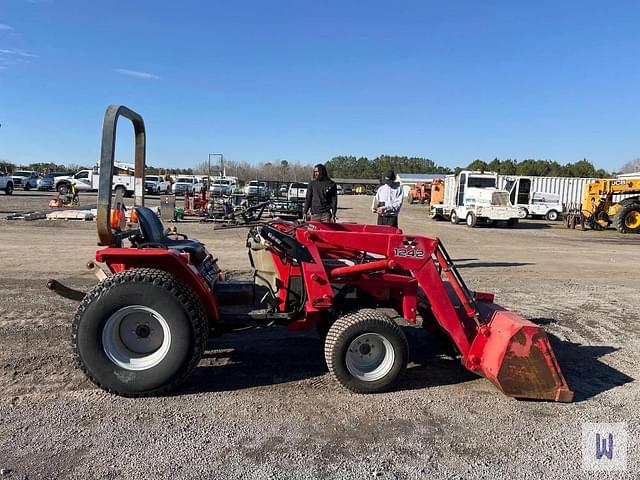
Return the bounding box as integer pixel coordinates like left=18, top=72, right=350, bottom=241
left=431, top=171, right=525, bottom=227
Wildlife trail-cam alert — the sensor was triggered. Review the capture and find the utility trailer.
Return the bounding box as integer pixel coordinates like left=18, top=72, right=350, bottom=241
left=430, top=171, right=525, bottom=227
left=48, top=105, right=573, bottom=402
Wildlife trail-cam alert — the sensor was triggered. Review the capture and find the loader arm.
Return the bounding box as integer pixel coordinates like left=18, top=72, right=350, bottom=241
left=295, top=223, right=573, bottom=402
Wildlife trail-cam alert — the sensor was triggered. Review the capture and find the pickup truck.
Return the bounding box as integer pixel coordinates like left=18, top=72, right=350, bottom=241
left=209, top=178, right=235, bottom=196
left=173, top=176, right=203, bottom=195
left=12, top=171, right=39, bottom=191
left=56, top=169, right=134, bottom=196
left=288, top=182, right=308, bottom=203
left=144, top=175, right=171, bottom=194
left=0, top=172, right=14, bottom=195
left=245, top=180, right=269, bottom=198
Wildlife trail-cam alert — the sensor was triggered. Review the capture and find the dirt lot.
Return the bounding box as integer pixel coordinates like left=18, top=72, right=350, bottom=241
left=0, top=190, right=637, bottom=479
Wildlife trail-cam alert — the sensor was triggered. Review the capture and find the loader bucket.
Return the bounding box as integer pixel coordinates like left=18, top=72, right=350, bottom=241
left=471, top=307, right=573, bottom=402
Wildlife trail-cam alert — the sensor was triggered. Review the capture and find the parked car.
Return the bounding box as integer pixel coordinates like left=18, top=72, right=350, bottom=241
left=144, top=175, right=171, bottom=194
left=245, top=180, right=269, bottom=197
left=12, top=171, right=39, bottom=190
left=288, top=182, right=308, bottom=203
left=336, top=185, right=343, bottom=195
left=37, top=172, right=69, bottom=191
left=37, top=174, right=55, bottom=191
left=209, top=178, right=235, bottom=196
left=173, top=177, right=202, bottom=195
left=279, top=184, right=289, bottom=196
left=0, top=171, right=13, bottom=195
left=343, top=186, right=353, bottom=195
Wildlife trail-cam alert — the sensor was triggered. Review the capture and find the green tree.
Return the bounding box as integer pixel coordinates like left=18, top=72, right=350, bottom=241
left=466, top=159, right=489, bottom=171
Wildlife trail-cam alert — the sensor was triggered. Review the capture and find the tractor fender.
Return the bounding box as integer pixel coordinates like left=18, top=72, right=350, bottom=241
left=95, top=248, right=220, bottom=322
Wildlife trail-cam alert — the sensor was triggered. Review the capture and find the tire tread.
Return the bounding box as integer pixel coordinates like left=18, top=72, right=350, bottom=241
left=324, top=308, right=408, bottom=393
left=72, top=268, right=208, bottom=397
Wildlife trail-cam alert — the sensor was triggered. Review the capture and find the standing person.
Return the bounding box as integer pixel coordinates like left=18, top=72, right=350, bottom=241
left=372, top=170, right=403, bottom=227
left=303, top=164, right=338, bottom=222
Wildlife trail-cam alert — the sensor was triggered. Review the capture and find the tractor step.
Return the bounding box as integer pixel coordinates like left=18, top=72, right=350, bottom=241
left=218, top=305, right=295, bottom=324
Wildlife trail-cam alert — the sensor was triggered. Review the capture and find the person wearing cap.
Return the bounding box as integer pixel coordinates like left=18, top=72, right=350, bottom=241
left=372, top=170, right=403, bottom=227
left=303, top=163, right=338, bottom=222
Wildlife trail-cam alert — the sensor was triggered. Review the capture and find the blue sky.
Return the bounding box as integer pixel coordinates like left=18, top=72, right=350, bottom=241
left=1, top=0, right=639, bottom=171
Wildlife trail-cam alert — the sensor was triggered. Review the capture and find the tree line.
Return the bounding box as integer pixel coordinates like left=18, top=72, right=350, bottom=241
left=3, top=155, right=636, bottom=182
left=325, top=155, right=450, bottom=179
left=324, top=156, right=612, bottom=179
left=462, top=158, right=610, bottom=178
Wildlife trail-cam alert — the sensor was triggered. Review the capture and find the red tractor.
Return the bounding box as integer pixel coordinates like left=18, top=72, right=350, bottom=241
left=50, top=106, right=573, bottom=401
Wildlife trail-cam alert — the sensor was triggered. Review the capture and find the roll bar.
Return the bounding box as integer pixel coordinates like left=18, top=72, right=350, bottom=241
left=96, top=105, right=146, bottom=246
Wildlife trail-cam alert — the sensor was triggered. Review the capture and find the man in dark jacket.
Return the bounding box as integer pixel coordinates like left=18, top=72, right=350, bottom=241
left=303, top=164, right=337, bottom=222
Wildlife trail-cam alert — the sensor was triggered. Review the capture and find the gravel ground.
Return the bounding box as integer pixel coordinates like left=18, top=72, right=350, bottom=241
left=0, top=190, right=637, bottom=479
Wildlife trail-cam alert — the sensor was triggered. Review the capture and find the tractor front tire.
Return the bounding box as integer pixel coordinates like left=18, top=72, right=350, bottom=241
left=614, top=203, right=640, bottom=233
left=324, top=309, right=408, bottom=394
left=72, top=268, right=208, bottom=397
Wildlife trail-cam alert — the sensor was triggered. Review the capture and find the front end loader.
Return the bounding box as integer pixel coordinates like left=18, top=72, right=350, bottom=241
left=49, top=105, right=573, bottom=401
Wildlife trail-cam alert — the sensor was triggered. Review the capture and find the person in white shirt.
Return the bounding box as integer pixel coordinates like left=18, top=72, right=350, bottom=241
left=372, top=170, right=403, bottom=227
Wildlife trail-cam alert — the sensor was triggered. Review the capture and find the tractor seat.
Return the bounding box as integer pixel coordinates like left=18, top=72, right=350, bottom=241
left=134, top=207, right=206, bottom=262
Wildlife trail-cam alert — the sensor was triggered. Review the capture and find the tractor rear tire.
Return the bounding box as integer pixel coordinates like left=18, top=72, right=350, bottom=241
left=324, top=309, right=408, bottom=394
left=72, top=268, right=208, bottom=397
left=614, top=203, right=640, bottom=233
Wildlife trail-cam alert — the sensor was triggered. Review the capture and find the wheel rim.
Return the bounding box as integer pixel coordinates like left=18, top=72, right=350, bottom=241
left=466, top=215, right=473, bottom=226
left=102, top=305, right=171, bottom=371
left=345, top=333, right=395, bottom=382
left=625, top=211, right=640, bottom=229
left=548, top=211, right=558, bottom=221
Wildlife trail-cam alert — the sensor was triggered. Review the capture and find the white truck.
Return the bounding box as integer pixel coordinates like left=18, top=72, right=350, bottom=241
left=501, top=177, right=562, bottom=221
left=144, top=175, right=171, bottom=194
left=287, top=182, right=308, bottom=202
left=431, top=171, right=525, bottom=227
left=56, top=165, right=135, bottom=197
left=173, top=176, right=203, bottom=195
left=0, top=171, right=14, bottom=195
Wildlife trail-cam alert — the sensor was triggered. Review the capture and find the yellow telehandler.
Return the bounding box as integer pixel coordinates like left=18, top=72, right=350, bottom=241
left=565, top=178, right=640, bottom=233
